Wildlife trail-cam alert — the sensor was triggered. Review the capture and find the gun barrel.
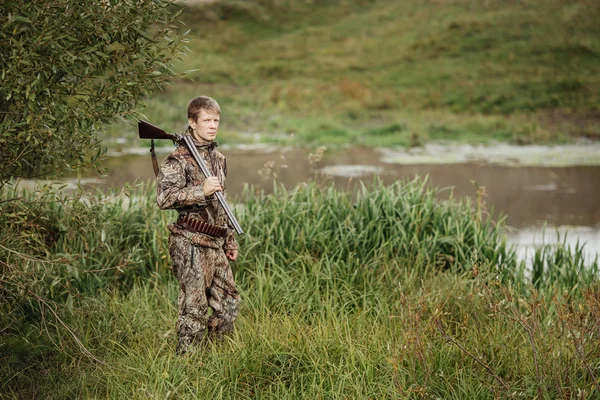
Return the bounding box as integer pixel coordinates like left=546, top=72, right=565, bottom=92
left=182, top=135, right=244, bottom=235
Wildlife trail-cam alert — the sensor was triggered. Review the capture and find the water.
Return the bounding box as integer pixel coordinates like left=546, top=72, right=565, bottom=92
left=74, top=144, right=600, bottom=262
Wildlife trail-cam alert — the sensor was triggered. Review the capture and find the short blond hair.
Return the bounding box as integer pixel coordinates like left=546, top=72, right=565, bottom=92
left=187, top=96, right=221, bottom=121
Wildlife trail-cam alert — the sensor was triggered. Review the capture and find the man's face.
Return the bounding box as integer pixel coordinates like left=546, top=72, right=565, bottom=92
left=189, top=109, right=220, bottom=143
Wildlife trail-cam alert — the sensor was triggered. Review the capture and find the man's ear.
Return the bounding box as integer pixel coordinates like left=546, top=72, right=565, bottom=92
left=188, top=118, right=196, bottom=130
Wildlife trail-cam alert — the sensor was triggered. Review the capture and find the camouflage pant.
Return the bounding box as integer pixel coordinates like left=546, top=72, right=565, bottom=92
left=168, top=233, right=240, bottom=353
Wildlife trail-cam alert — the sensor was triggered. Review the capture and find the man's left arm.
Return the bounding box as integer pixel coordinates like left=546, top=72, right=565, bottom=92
left=223, top=213, right=239, bottom=261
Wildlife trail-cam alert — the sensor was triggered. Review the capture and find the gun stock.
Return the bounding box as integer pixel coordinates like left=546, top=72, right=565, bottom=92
left=138, top=120, right=178, bottom=141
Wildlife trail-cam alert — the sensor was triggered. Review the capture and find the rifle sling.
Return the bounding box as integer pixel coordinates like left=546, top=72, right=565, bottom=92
left=150, top=139, right=159, bottom=177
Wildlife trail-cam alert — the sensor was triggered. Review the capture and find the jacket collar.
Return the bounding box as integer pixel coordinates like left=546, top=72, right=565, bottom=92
left=186, top=127, right=218, bottom=150
left=191, top=137, right=218, bottom=151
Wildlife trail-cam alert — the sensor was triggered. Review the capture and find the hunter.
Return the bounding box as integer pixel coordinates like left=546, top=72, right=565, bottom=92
left=156, top=96, right=240, bottom=354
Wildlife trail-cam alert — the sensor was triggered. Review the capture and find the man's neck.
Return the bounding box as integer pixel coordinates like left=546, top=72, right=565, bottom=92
left=191, top=132, right=213, bottom=146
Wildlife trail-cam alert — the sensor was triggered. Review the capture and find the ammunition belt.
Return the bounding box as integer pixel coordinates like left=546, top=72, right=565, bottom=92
left=177, top=215, right=227, bottom=238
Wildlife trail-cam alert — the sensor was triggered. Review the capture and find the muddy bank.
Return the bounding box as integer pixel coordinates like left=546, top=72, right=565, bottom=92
left=114, top=142, right=600, bottom=167
left=377, top=142, right=600, bottom=167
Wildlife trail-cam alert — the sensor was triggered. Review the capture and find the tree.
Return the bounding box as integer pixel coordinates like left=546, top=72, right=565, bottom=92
left=0, top=0, right=187, bottom=359
left=0, top=0, right=186, bottom=185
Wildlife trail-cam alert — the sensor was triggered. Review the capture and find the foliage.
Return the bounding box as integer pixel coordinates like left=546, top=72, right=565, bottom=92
left=0, top=0, right=186, bottom=184
left=4, top=274, right=600, bottom=398
left=0, top=183, right=171, bottom=308
left=0, top=0, right=186, bottom=356
left=2, top=178, right=596, bottom=310
left=242, top=178, right=513, bottom=273
left=3, top=1, right=599, bottom=396
left=0, top=181, right=599, bottom=398
left=529, top=232, right=600, bottom=294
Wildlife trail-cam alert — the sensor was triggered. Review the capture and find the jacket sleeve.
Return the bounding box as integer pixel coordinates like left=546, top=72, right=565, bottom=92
left=223, top=210, right=239, bottom=250
left=221, top=158, right=239, bottom=250
left=156, top=155, right=208, bottom=210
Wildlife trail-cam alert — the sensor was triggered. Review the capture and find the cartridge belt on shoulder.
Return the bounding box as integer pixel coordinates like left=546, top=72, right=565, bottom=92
left=177, top=215, right=227, bottom=238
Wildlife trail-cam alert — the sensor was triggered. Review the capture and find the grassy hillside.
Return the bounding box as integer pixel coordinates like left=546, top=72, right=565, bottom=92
left=108, top=0, right=600, bottom=147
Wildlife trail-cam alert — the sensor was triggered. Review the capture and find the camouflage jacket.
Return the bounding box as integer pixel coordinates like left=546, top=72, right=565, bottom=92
left=156, top=137, right=238, bottom=250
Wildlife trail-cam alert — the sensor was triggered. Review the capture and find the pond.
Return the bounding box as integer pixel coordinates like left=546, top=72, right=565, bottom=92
left=77, top=143, right=600, bottom=263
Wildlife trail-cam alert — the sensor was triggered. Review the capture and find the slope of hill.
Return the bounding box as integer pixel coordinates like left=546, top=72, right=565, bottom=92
left=114, top=0, right=600, bottom=147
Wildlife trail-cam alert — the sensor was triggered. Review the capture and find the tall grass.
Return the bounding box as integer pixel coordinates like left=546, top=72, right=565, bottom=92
left=1, top=178, right=599, bottom=398
left=529, top=231, right=599, bottom=294
left=242, top=178, right=513, bottom=270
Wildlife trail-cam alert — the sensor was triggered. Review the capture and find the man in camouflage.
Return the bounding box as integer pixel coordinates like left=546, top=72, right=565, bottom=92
left=157, top=96, right=240, bottom=354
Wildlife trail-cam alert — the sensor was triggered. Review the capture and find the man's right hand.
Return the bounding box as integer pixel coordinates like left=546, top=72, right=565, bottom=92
left=203, top=177, right=222, bottom=196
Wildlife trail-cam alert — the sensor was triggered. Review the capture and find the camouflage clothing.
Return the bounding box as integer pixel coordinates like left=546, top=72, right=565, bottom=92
left=157, top=135, right=240, bottom=353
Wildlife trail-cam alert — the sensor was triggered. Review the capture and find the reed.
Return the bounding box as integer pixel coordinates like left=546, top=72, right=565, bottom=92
left=1, top=178, right=598, bottom=398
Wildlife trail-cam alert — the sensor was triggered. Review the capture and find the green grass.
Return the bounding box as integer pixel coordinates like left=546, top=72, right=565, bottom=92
left=106, top=0, right=600, bottom=148
left=1, top=178, right=599, bottom=398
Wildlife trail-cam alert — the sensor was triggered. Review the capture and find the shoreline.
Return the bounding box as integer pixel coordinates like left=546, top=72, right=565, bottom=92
left=109, top=141, right=600, bottom=167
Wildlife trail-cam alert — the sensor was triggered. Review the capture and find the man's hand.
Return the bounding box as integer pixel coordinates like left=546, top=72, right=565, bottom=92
left=225, top=249, right=238, bottom=262
left=203, top=177, right=222, bottom=196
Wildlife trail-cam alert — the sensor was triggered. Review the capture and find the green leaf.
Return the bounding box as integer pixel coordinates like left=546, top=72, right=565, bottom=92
left=12, top=16, right=32, bottom=24
left=0, top=0, right=184, bottom=184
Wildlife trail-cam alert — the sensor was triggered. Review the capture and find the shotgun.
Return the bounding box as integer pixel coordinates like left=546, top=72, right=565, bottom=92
left=138, top=120, right=244, bottom=235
